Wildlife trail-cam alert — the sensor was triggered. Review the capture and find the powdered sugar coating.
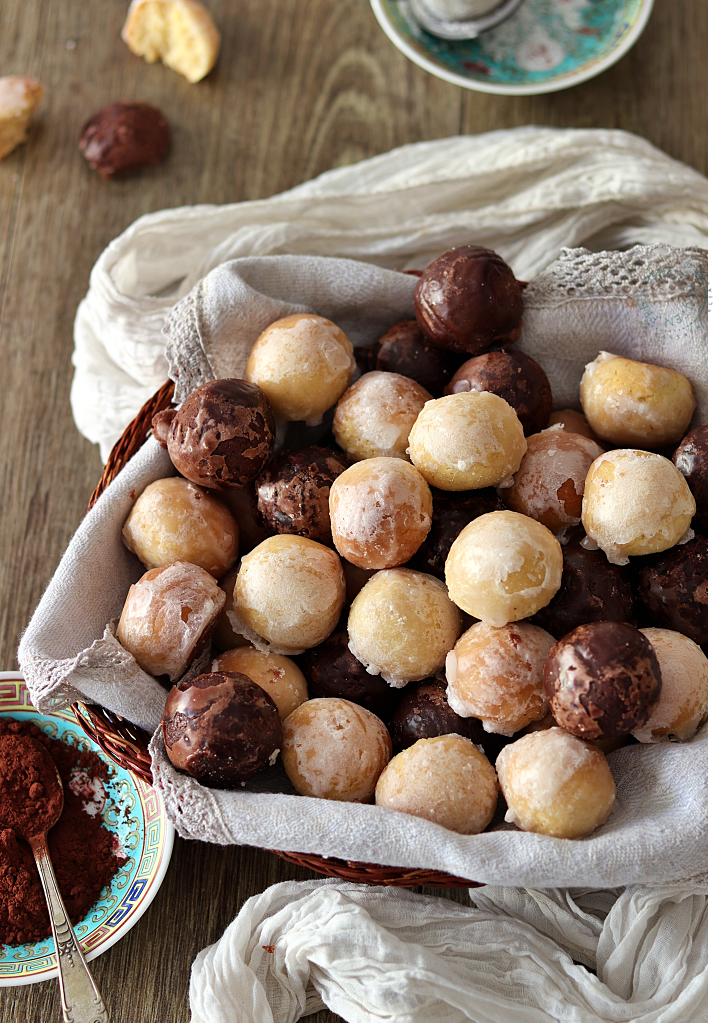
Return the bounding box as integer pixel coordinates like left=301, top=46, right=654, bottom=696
left=407, top=391, right=527, bottom=490
left=246, top=313, right=355, bottom=424
left=329, top=457, right=432, bottom=569
left=232, top=535, right=345, bottom=652
left=117, top=561, right=225, bottom=680
left=375, top=734, right=498, bottom=834
left=581, top=450, right=696, bottom=565
left=444, top=510, right=562, bottom=626
left=333, top=371, right=431, bottom=461
left=495, top=727, right=616, bottom=838
left=347, top=568, right=462, bottom=686
left=212, top=646, right=308, bottom=721
left=631, top=629, right=708, bottom=743
left=281, top=698, right=391, bottom=802
left=445, top=621, right=554, bottom=735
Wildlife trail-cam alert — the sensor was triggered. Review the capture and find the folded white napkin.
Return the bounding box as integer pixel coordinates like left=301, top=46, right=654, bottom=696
left=189, top=879, right=707, bottom=1023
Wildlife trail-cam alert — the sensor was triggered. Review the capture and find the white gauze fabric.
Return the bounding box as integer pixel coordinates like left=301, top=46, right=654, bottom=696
left=70, top=127, right=707, bottom=461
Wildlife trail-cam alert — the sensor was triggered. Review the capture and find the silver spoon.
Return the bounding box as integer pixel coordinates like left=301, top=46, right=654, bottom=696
left=13, top=739, right=109, bottom=1023
left=408, top=0, right=526, bottom=40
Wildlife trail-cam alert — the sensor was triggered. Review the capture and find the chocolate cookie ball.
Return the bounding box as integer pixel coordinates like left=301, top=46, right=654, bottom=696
left=254, top=446, right=348, bottom=544
left=414, top=246, right=525, bottom=357
left=637, top=535, right=707, bottom=646
left=673, top=425, right=707, bottom=532
left=162, top=672, right=282, bottom=787
left=410, top=487, right=504, bottom=579
left=152, top=379, right=275, bottom=490
left=388, top=679, right=507, bottom=760
left=369, top=320, right=462, bottom=396
left=544, top=622, right=662, bottom=741
left=631, top=629, right=708, bottom=743
left=530, top=534, right=636, bottom=640
left=445, top=350, right=552, bottom=436
left=221, top=483, right=274, bottom=554
left=304, top=630, right=404, bottom=720
left=79, top=101, right=170, bottom=179
left=212, top=647, right=308, bottom=721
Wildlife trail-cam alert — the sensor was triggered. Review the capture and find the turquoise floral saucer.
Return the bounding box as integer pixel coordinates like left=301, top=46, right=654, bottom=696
left=371, top=0, right=654, bottom=95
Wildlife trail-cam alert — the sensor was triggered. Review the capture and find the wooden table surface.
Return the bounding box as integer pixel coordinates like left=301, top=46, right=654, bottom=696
left=0, top=0, right=706, bottom=1019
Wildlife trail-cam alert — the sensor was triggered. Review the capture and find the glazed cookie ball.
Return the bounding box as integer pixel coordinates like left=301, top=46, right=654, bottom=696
left=409, top=487, right=505, bottom=579
left=232, top=535, right=345, bottom=653
left=117, top=561, right=225, bottom=681
left=631, top=629, right=708, bottom=743
left=347, top=568, right=462, bottom=686
left=444, top=511, right=563, bottom=626
left=255, top=446, right=348, bottom=544
left=246, top=313, right=355, bottom=424
left=152, top=379, right=275, bottom=489
left=162, top=672, right=282, bottom=787
left=211, top=566, right=250, bottom=651
left=212, top=647, right=308, bottom=721
left=369, top=320, right=462, bottom=396
left=414, top=246, right=525, bottom=356
left=581, top=450, right=696, bottom=565
left=304, top=630, right=404, bottom=720
left=637, top=535, right=707, bottom=647
left=495, top=728, right=616, bottom=839
left=445, top=621, right=554, bottom=736
left=579, top=352, right=696, bottom=448
left=445, top=350, right=552, bottom=436
left=375, top=735, right=498, bottom=834
left=329, top=457, right=432, bottom=570
left=544, top=622, right=661, bottom=740
left=408, top=391, right=527, bottom=491
left=673, top=424, right=707, bottom=532
left=546, top=409, right=598, bottom=442
left=500, top=427, right=604, bottom=535
left=122, top=477, right=240, bottom=577
left=332, top=371, right=431, bottom=462
left=281, top=698, right=391, bottom=802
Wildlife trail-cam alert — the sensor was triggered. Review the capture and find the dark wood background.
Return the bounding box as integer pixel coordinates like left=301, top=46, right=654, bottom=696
left=0, top=0, right=706, bottom=1019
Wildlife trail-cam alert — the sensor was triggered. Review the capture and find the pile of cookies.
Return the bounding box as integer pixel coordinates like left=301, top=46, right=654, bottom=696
left=116, top=245, right=708, bottom=841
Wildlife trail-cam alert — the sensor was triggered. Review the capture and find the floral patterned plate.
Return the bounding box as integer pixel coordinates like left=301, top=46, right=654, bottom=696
left=0, top=673, right=173, bottom=986
left=370, top=0, right=654, bottom=95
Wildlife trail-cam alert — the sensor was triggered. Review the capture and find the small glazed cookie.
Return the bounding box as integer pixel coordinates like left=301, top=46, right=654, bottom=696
left=122, top=0, right=221, bottom=82
left=544, top=621, right=661, bottom=740
left=329, top=457, right=432, bottom=570
left=347, top=568, right=462, bottom=686
left=581, top=450, right=696, bottom=565
left=369, top=320, right=462, bottom=396
left=152, top=379, right=275, bottom=489
left=375, top=735, right=498, bottom=834
left=211, top=566, right=249, bottom=651
left=332, top=371, right=432, bottom=461
left=414, top=246, right=525, bottom=356
left=445, top=621, right=554, bottom=735
left=117, top=562, right=225, bottom=681
left=631, top=629, right=708, bottom=743
left=408, top=391, right=527, bottom=490
left=546, top=409, right=598, bottom=442
left=500, top=428, right=604, bottom=535
left=212, top=647, right=308, bottom=721
left=162, top=672, right=282, bottom=786
left=495, top=728, right=616, bottom=839
left=0, top=77, right=44, bottom=161
left=255, top=446, right=348, bottom=544
left=444, top=510, right=563, bottom=626
left=445, top=350, right=552, bottom=436
left=304, top=630, right=404, bottom=720
left=79, top=102, right=170, bottom=179
left=246, top=314, right=355, bottom=425
left=122, top=477, right=240, bottom=577
left=579, top=352, right=696, bottom=448
left=672, top=425, right=707, bottom=532
left=637, top=535, right=707, bottom=647
left=409, top=487, right=505, bottom=579
left=232, top=535, right=345, bottom=653
left=281, top=698, right=391, bottom=802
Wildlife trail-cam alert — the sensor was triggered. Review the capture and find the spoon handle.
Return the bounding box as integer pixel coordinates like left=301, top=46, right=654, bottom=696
left=29, top=833, right=109, bottom=1023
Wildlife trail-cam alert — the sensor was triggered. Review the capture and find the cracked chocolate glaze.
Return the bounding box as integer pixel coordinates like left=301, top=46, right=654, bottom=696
left=255, top=446, right=348, bottom=545
left=414, top=246, right=525, bottom=357
left=638, top=534, right=708, bottom=647
left=304, top=630, right=404, bottom=721
left=162, top=671, right=282, bottom=786
left=153, top=379, right=275, bottom=489
left=445, top=349, right=552, bottom=435
left=673, top=424, right=707, bottom=532
left=543, top=622, right=661, bottom=740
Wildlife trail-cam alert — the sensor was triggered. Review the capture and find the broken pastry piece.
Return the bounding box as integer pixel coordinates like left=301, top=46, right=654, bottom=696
left=122, top=0, right=221, bottom=83
left=0, top=77, right=44, bottom=161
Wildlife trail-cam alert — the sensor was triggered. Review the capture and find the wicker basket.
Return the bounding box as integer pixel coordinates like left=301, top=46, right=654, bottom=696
left=71, top=381, right=475, bottom=888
